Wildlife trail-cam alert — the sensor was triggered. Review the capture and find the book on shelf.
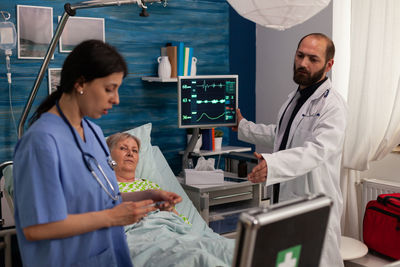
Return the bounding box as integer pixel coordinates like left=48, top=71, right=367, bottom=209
left=201, top=128, right=215, bottom=151
left=172, top=42, right=185, bottom=76
left=212, top=128, right=215, bottom=151
left=187, top=47, right=193, bottom=75
left=166, top=46, right=177, bottom=78
left=183, top=47, right=193, bottom=76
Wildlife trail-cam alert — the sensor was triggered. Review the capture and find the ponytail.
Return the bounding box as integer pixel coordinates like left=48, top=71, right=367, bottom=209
left=29, top=88, right=63, bottom=125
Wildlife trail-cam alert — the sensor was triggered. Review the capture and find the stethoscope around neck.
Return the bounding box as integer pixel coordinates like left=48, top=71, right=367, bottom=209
left=301, top=89, right=330, bottom=118
left=55, top=101, right=120, bottom=202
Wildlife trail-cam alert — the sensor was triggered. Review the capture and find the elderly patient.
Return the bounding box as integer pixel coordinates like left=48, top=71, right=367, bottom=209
left=107, top=132, right=234, bottom=267
left=107, top=132, right=189, bottom=223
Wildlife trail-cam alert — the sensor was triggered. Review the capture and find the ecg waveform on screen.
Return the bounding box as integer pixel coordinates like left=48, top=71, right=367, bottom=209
left=195, top=112, right=225, bottom=122
left=196, top=81, right=225, bottom=91
left=196, top=99, right=225, bottom=104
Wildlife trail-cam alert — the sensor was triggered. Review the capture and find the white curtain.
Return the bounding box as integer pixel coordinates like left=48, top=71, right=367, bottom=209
left=332, top=0, right=350, bottom=102
left=338, top=0, right=400, bottom=239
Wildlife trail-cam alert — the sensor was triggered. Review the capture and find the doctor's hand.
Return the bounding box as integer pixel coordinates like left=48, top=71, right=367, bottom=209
left=231, top=108, right=244, bottom=132
left=247, top=152, right=267, bottom=183
left=108, top=200, right=157, bottom=226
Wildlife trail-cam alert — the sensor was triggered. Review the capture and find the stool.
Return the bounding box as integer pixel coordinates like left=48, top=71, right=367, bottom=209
left=340, top=236, right=368, bottom=261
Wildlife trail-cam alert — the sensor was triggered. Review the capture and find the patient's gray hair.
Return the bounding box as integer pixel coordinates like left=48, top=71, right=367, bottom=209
left=106, top=132, right=141, bottom=152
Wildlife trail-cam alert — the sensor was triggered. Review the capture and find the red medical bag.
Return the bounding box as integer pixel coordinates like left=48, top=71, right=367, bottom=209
left=363, top=193, right=400, bottom=259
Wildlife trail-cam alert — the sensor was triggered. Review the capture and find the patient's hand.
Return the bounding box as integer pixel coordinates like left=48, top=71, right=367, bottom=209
left=149, top=189, right=182, bottom=208
left=108, top=200, right=157, bottom=226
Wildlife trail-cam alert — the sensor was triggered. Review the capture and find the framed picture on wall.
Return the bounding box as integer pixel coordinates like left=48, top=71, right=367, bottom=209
left=59, top=16, right=105, bottom=53
left=17, top=5, right=53, bottom=59
left=48, top=68, right=62, bottom=95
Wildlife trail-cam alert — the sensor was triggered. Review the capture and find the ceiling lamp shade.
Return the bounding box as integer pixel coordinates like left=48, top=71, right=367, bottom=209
left=227, top=0, right=331, bottom=31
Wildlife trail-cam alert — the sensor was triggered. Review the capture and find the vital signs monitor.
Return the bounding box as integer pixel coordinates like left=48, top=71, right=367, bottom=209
left=178, top=75, right=238, bottom=128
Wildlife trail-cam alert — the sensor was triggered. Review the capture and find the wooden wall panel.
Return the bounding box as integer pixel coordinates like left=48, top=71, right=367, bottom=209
left=0, top=0, right=229, bottom=174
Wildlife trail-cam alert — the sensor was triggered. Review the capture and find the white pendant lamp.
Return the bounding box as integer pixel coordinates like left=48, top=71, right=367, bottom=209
left=227, top=0, right=331, bottom=31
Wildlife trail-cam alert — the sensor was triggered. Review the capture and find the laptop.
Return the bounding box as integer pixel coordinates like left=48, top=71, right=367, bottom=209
left=232, top=194, right=332, bottom=267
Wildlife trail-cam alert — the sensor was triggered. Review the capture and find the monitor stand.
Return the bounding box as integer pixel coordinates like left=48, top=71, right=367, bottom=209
left=181, top=127, right=201, bottom=173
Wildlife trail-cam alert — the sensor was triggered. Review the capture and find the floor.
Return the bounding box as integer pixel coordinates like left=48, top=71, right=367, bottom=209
left=345, top=253, right=400, bottom=267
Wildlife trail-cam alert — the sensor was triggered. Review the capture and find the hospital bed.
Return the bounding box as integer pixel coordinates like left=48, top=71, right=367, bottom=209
left=0, top=122, right=234, bottom=267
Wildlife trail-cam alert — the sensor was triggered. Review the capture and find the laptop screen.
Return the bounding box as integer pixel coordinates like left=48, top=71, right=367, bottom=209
left=232, top=194, right=332, bottom=267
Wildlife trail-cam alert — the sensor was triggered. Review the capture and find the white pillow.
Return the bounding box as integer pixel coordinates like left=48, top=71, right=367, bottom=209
left=3, top=165, right=13, bottom=196
left=124, top=123, right=157, bottom=179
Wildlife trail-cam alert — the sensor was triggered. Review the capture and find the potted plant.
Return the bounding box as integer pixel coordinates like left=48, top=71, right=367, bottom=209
left=214, top=128, right=224, bottom=151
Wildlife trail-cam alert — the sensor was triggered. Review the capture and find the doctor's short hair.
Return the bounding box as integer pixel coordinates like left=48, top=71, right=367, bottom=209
left=106, top=132, right=141, bottom=152
left=297, top=33, right=335, bottom=62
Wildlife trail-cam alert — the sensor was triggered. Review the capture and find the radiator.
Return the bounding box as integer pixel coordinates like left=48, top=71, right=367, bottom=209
left=362, top=178, right=400, bottom=210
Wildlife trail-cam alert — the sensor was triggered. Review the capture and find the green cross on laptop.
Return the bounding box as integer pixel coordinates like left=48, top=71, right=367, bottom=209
left=276, top=245, right=302, bottom=267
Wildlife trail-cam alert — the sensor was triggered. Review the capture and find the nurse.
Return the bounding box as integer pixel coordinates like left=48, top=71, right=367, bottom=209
left=13, top=40, right=181, bottom=267
left=233, top=33, right=347, bottom=266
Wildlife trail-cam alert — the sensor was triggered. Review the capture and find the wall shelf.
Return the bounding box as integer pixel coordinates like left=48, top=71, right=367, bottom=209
left=141, top=76, right=177, bottom=82
left=179, top=146, right=251, bottom=157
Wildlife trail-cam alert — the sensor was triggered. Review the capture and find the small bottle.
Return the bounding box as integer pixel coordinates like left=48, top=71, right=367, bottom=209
left=187, top=157, right=194, bottom=169
left=238, top=160, right=247, bottom=177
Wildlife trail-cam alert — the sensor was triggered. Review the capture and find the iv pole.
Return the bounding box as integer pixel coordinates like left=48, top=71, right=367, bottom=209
left=17, top=0, right=166, bottom=139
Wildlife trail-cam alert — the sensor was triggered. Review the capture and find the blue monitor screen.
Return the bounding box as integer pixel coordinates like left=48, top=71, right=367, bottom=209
left=178, top=75, right=238, bottom=128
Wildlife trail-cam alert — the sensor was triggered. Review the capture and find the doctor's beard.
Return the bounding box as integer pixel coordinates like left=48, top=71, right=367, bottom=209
left=293, top=63, right=326, bottom=87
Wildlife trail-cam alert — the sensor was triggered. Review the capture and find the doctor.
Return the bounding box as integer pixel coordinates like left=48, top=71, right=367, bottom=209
left=234, top=33, right=347, bottom=266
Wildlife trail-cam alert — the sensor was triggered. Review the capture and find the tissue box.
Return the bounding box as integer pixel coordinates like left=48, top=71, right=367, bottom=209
left=184, top=169, right=224, bottom=185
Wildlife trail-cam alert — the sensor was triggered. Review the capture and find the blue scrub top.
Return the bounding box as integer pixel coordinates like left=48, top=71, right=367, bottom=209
left=13, top=113, right=132, bottom=267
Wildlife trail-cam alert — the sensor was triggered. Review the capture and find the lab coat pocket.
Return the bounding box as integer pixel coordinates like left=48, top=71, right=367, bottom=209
left=292, top=122, right=312, bottom=144
left=71, top=247, right=117, bottom=267
left=294, top=116, right=319, bottom=141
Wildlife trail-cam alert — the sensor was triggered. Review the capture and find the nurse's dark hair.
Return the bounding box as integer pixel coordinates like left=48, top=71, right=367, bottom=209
left=297, top=33, right=335, bottom=62
left=29, top=39, right=128, bottom=125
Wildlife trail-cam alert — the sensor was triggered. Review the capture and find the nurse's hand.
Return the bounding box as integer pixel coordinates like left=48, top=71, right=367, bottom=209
left=247, top=152, right=267, bottom=183
left=148, top=190, right=182, bottom=211
left=108, top=200, right=157, bottom=226
left=231, top=108, right=244, bottom=132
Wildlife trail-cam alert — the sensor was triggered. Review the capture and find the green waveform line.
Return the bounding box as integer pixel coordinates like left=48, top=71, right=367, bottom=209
left=196, top=99, right=225, bottom=104
left=196, top=81, right=225, bottom=91
left=196, top=112, right=225, bottom=122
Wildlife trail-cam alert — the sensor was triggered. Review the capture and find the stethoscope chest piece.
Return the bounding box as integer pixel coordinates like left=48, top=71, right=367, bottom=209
left=108, top=158, right=117, bottom=170
left=55, top=101, right=120, bottom=202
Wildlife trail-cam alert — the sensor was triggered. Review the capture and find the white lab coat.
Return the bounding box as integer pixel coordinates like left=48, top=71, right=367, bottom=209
left=238, top=78, right=347, bottom=267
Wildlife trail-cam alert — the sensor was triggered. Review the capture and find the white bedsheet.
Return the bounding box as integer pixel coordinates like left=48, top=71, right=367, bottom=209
left=149, top=146, right=212, bottom=233
left=125, top=211, right=234, bottom=267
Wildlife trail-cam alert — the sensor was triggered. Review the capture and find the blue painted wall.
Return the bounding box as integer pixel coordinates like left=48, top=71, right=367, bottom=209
left=228, top=7, right=255, bottom=148
left=0, top=0, right=247, bottom=174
